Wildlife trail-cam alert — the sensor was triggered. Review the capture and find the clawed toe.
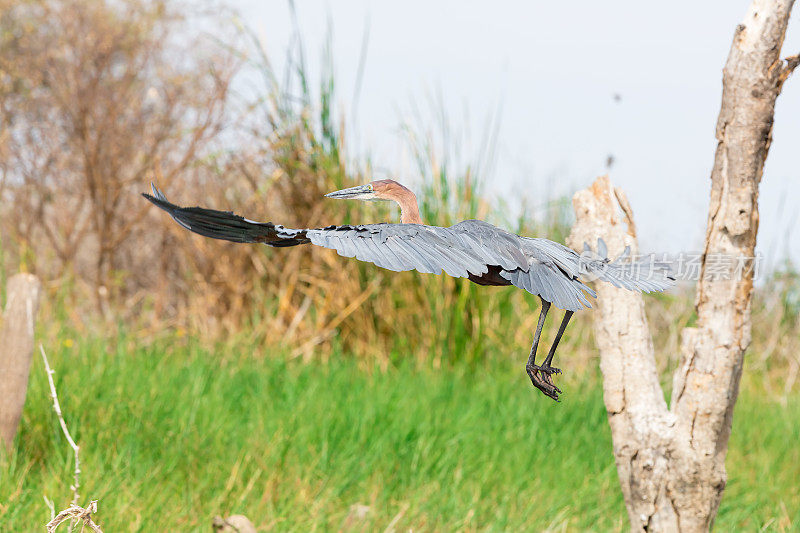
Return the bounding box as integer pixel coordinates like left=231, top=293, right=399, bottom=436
left=530, top=364, right=561, bottom=376
left=526, top=364, right=563, bottom=402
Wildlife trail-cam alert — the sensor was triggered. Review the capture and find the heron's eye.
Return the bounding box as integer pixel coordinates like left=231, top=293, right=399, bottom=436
left=368, top=184, right=373, bottom=192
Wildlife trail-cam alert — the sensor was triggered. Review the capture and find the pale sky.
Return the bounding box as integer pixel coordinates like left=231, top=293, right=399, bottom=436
left=232, top=0, right=800, bottom=269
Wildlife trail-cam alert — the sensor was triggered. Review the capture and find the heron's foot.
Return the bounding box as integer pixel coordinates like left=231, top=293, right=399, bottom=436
left=530, top=364, right=561, bottom=376
left=526, top=364, right=562, bottom=402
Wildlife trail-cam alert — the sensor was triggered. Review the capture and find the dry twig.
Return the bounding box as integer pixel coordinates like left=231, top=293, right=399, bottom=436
left=40, top=345, right=80, bottom=506
left=45, top=501, right=102, bottom=533
left=40, top=345, right=103, bottom=533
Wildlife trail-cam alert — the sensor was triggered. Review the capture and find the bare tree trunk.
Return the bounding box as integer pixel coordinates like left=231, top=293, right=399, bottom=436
left=570, top=177, right=680, bottom=530
left=670, top=0, right=797, bottom=527
left=567, top=2, right=798, bottom=530
left=0, top=273, right=43, bottom=450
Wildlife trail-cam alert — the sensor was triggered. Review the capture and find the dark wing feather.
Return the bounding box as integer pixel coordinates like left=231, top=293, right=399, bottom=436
left=143, top=186, right=309, bottom=245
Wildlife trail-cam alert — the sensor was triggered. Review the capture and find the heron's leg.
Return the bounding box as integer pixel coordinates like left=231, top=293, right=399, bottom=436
left=526, top=299, right=562, bottom=401
left=526, top=298, right=550, bottom=368
left=540, top=310, right=574, bottom=372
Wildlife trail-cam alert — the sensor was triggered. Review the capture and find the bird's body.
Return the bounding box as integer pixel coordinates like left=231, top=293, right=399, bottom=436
left=144, top=179, right=674, bottom=400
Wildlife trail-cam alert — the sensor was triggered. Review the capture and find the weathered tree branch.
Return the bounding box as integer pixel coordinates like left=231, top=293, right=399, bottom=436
left=0, top=273, right=43, bottom=450
left=567, top=1, right=796, bottom=530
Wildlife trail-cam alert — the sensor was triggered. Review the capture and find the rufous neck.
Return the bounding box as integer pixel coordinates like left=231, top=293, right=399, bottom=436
left=398, top=189, right=422, bottom=224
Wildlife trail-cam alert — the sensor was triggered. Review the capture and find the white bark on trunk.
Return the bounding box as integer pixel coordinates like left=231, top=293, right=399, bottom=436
left=567, top=2, right=797, bottom=530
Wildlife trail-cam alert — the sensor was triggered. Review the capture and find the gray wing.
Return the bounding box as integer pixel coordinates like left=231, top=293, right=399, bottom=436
left=524, top=237, right=676, bottom=294
left=313, top=219, right=597, bottom=312
left=447, top=221, right=674, bottom=311
left=144, top=187, right=670, bottom=312
left=448, top=220, right=597, bottom=311
left=318, top=223, right=675, bottom=312
left=307, top=223, right=507, bottom=278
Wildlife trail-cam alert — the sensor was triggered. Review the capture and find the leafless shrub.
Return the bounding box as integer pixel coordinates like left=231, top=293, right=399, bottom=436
left=0, top=0, right=237, bottom=313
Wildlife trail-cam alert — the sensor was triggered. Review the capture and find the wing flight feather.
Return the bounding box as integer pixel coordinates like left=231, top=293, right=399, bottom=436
left=144, top=188, right=672, bottom=312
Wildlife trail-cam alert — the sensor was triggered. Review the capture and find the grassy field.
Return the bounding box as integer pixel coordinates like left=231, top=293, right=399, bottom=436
left=1, top=334, right=798, bottom=531
left=2, top=2, right=799, bottom=531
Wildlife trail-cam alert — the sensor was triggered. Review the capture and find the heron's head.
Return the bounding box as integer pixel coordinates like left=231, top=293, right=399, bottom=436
left=324, top=179, right=413, bottom=202
left=325, top=179, right=422, bottom=224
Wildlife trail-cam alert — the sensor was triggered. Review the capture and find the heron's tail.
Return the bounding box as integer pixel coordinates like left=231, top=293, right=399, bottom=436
left=142, top=185, right=310, bottom=246
left=580, top=239, right=676, bottom=293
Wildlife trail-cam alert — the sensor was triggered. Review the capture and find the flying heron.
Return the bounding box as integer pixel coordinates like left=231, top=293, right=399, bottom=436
left=143, top=179, right=674, bottom=401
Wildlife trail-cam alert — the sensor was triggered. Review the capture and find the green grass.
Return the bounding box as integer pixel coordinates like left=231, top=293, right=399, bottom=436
left=1, top=335, right=798, bottom=531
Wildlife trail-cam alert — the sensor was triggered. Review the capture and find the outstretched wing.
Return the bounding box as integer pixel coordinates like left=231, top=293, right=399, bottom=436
left=313, top=223, right=606, bottom=311
left=143, top=186, right=506, bottom=279
left=144, top=187, right=671, bottom=312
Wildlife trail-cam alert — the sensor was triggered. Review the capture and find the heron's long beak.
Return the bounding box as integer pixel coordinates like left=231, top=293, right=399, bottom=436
left=324, top=183, right=376, bottom=200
